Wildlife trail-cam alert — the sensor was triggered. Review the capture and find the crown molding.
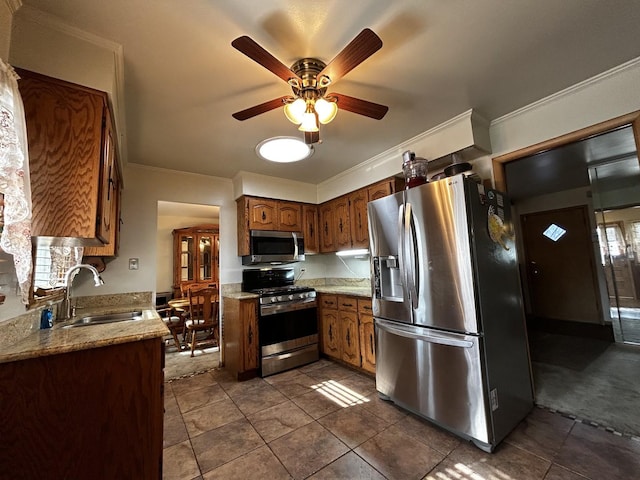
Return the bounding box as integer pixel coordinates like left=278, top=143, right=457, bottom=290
left=491, top=56, right=640, bottom=127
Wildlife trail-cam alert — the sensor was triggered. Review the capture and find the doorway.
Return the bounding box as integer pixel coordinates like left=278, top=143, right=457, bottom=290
left=157, top=200, right=222, bottom=379
left=493, top=111, right=640, bottom=436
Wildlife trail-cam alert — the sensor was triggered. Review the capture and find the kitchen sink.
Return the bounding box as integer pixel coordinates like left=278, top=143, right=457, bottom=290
left=63, top=310, right=144, bottom=328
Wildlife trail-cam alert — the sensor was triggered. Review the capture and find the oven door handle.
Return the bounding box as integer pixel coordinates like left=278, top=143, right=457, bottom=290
left=260, top=298, right=317, bottom=316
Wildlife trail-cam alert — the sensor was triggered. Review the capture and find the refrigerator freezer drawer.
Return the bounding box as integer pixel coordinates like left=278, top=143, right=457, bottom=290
left=375, top=319, right=491, bottom=446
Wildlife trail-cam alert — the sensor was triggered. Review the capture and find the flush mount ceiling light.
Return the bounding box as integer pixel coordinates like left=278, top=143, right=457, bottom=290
left=256, top=136, right=314, bottom=163
left=231, top=29, right=389, bottom=145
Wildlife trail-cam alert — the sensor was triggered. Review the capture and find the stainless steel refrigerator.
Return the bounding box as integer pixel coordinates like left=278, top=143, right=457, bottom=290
left=368, top=174, right=534, bottom=452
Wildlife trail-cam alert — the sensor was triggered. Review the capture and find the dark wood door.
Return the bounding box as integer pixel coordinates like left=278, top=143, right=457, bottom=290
left=521, top=205, right=601, bottom=322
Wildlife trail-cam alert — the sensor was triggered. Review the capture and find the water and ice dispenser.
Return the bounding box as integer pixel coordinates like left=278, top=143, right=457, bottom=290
left=373, top=255, right=404, bottom=301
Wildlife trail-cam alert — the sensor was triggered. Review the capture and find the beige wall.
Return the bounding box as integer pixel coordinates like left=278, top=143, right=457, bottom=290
left=73, top=165, right=237, bottom=298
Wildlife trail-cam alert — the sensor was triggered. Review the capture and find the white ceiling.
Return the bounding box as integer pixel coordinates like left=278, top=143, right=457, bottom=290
left=17, top=0, right=640, bottom=184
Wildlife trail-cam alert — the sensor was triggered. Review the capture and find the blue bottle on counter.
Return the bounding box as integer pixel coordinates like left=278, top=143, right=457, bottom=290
left=40, top=307, right=53, bottom=329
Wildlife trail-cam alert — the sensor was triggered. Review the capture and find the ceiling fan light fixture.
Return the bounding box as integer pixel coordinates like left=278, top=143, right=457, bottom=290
left=298, top=107, right=319, bottom=132
left=315, top=97, right=338, bottom=124
left=284, top=98, right=306, bottom=124
left=256, top=136, right=314, bottom=163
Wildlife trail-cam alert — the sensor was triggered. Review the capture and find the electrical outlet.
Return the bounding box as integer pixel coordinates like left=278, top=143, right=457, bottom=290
left=129, top=258, right=139, bottom=270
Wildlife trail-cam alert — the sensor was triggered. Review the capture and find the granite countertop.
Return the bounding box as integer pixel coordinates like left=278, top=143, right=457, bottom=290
left=222, top=292, right=260, bottom=300
left=0, top=305, right=168, bottom=364
left=313, top=286, right=372, bottom=297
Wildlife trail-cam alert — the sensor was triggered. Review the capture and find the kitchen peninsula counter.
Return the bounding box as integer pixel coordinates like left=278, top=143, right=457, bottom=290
left=0, top=306, right=167, bottom=364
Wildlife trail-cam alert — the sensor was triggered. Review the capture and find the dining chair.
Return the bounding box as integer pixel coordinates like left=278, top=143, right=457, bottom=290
left=184, top=286, right=219, bottom=357
left=156, top=306, right=186, bottom=350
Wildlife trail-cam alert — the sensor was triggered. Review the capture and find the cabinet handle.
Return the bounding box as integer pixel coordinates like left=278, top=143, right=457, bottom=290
left=339, top=218, right=343, bottom=232
left=358, top=212, right=362, bottom=229
left=346, top=329, right=351, bottom=347
left=342, top=303, right=353, bottom=308
left=107, top=165, right=113, bottom=202
left=328, top=324, right=333, bottom=341
left=310, top=223, right=314, bottom=237
left=370, top=333, right=374, bottom=355
left=324, top=221, right=328, bottom=235
left=261, top=211, right=266, bottom=221
left=248, top=324, right=253, bottom=344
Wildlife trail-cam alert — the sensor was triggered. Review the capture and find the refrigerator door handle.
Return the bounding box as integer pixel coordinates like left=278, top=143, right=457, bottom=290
left=405, top=202, right=419, bottom=309
left=376, top=319, right=474, bottom=348
left=397, top=203, right=406, bottom=290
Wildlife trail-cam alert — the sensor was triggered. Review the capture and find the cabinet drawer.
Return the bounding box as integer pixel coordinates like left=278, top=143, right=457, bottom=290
left=320, top=295, right=338, bottom=309
left=338, top=296, right=357, bottom=312
left=358, top=298, right=373, bottom=315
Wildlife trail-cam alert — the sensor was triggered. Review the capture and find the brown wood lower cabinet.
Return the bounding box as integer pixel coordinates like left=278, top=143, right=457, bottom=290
left=319, top=294, right=375, bottom=374
left=0, top=338, right=164, bottom=479
left=357, top=297, right=375, bottom=374
left=223, top=296, right=260, bottom=380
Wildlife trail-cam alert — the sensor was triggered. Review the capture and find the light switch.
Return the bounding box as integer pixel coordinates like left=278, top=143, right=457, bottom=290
left=129, top=258, right=139, bottom=270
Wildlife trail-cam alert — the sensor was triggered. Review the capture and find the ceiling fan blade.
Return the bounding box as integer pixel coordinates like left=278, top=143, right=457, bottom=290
left=232, top=36, right=302, bottom=85
left=329, top=93, right=388, bottom=120
left=317, top=29, right=383, bottom=86
left=304, top=131, right=320, bottom=145
left=232, top=96, right=292, bottom=121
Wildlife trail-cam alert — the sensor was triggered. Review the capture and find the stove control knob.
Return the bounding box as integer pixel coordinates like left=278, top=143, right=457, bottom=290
left=288, top=294, right=294, bottom=301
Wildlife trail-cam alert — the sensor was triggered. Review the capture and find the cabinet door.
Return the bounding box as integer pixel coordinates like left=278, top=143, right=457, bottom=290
left=212, top=234, right=220, bottom=288
left=340, top=310, right=361, bottom=367
left=242, top=300, right=259, bottom=371
left=177, top=233, right=195, bottom=284
left=19, top=69, right=106, bottom=240
left=278, top=201, right=302, bottom=231
left=319, top=202, right=335, bottom=253
left=197, top=233, right=214, bottom=283
left=96, top=107, right=116, bottom=243
left=83, top=159, right=121, bottom=257
left=333, top=196, right=351, bottom=250
left=321, top=308, right=341, bottom=359
left=367, top=179, right=395, bottom=201
left=359, top=314, right=376, bottom=374
left=302, top=204, right=319, bottom=254
left=349, top=189, right=369, bottom=249
left=248, top=198, right=278, bottom=230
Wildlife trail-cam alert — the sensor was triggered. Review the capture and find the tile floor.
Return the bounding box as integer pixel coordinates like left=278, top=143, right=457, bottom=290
left=163, top=359, right=640, bottom=480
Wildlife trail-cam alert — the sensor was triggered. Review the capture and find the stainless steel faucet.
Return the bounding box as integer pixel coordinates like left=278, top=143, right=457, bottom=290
left=61, top=264, right=104, bottom=320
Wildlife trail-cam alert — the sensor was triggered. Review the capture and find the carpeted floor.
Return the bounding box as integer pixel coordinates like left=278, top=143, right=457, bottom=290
left=529, top=330, right=640, bottom=437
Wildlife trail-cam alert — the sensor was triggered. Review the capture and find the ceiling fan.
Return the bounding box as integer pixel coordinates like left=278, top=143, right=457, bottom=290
left=231, top=28, right=389, bottom=145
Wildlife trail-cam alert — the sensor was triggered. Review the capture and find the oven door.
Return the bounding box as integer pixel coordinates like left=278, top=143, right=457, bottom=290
left=259, top=306, right=318, bottom=356
left=259, top=305, right=319, bottom=377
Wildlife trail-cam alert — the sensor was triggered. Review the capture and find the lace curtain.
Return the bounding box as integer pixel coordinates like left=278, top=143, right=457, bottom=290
left=0, top=58, right=33, bottom=304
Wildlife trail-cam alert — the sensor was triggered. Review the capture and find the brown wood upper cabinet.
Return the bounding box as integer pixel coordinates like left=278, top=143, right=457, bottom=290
left=302, top=204, right=319, bottom=254
left=17, top=68, right=119, bottom=245
left=319, top=178, right=396, bottom=253
left=237, top=196, right=302, bottom=255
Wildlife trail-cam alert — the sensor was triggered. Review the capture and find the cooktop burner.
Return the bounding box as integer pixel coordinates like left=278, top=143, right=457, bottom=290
left=250, top=285, right=314, bottom=296
left=242, top=268, right=315, bottom=297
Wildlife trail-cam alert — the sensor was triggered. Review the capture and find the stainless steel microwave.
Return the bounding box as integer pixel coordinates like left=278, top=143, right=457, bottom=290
left=242, top=230, right=305, bottom=265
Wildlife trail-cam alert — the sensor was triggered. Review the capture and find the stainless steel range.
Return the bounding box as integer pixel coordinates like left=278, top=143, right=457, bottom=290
left=242, top=268, right=318, bottom=377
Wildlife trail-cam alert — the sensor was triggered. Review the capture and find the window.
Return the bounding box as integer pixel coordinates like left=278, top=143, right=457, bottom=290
left=597, top=223, right=625, bottom=264
left=33, top=246, right=84, bottom=289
